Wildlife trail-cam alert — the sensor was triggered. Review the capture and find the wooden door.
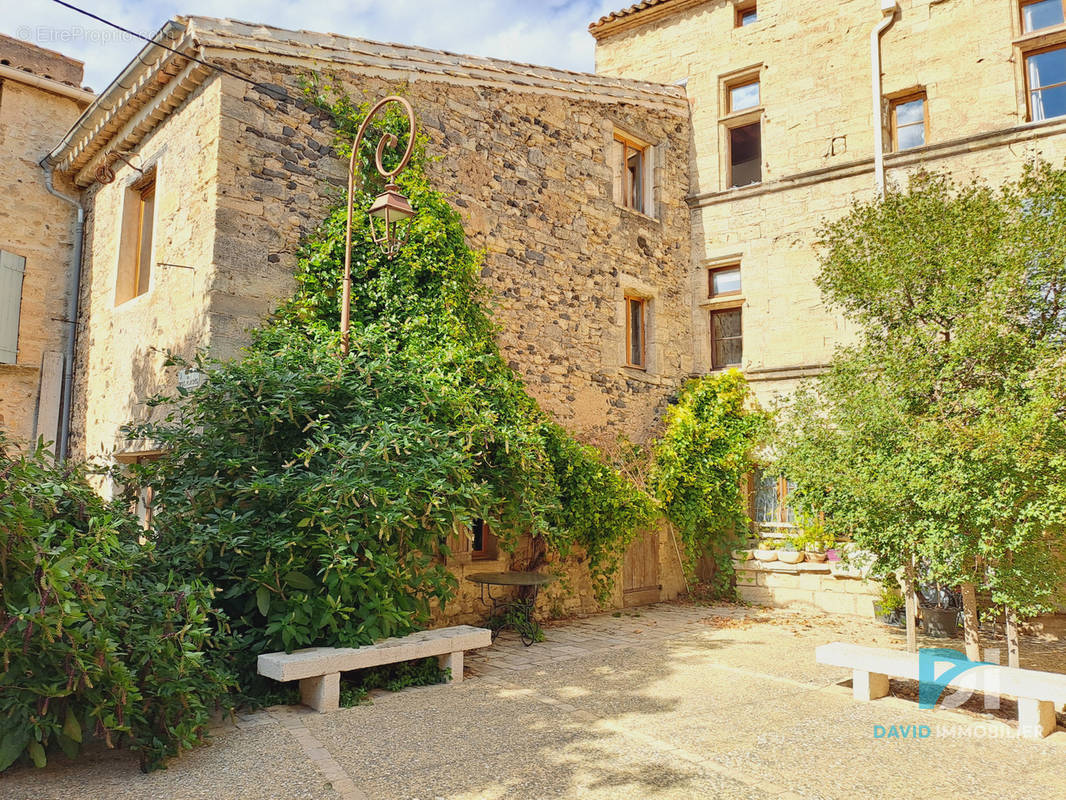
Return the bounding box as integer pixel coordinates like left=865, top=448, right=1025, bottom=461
left=622, top=530, right=660, bottom=607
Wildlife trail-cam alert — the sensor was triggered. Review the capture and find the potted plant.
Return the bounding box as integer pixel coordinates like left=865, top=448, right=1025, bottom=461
left=778, top=541, right=804, bottom=564
left=732, top=546, right=754, bottom=562
left=791, top=513, right=834, bottom=563
left=753, top=539, right=778, bottom=562
left=874, top=585, right=905, bottom=627
left=918, top=582, right=961, bottom=638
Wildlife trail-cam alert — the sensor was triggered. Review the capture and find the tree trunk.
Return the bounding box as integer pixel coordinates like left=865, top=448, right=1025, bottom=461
left=960, top=581, right=981, bottom=661
left=1005, top=608, right=1020, bottom=669
left=904, top=557, right=918, bottom=653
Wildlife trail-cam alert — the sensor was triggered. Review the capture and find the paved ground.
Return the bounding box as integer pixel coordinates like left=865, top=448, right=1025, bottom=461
left=2, top=602, right=1065, bottom=800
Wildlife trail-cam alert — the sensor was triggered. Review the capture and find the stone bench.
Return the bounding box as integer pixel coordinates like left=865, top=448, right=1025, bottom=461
left=258, top=625, right=492, bottom=712
left=816, top=641, right=1066, bottom=738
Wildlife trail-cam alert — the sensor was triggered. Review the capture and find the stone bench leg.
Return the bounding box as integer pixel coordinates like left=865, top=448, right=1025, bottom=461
left=438, top=651, right=463, bottom=684
left=1017, top=697, right=1056, bottom=738
left=853, top=669, right=890, bottom=702
left=299, top=672, right=340, bottom=712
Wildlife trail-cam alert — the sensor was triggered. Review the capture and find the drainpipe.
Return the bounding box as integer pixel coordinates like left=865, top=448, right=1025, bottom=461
left=40, top=158, right=84, bottom=462
left=871, top=1, right=899, bottom=198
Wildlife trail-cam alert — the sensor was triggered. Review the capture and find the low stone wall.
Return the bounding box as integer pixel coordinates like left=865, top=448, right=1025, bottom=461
left=735, top=558, right=880, bottom=618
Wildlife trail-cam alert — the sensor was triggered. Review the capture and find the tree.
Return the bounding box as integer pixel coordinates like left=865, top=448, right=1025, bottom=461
left=777, top=165, right=1066, bottom=664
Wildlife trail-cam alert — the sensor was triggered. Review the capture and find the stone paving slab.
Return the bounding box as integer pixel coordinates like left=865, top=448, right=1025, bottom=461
left=2, top=601, right=1064, bottom=800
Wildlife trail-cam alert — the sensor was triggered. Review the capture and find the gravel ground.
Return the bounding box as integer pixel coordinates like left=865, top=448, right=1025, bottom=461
left=2, top=603, right=1064, bottom=800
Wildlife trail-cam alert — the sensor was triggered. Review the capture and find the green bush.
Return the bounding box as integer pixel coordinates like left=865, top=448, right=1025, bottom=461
left=651, top=371, right=767, bottom=595
left=121, top=86, right=656, bottom=690
left=0, top=437, right=231, bottom=773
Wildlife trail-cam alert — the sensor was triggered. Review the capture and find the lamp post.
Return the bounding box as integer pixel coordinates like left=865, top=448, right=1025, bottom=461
left=340, top=95, right=417, bottom=356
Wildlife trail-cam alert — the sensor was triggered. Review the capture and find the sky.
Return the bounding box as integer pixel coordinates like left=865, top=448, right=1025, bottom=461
left=2, top=0, right=625, bottom=92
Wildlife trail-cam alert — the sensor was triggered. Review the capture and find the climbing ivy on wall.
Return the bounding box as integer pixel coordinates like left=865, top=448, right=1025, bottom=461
left=651, top=370, right=768, bottom=595
left=124, top=81, right=655, bottom=687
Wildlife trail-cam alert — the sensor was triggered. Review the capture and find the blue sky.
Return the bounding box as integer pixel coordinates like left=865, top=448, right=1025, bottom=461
left=3, top=0, right=623, bottom=91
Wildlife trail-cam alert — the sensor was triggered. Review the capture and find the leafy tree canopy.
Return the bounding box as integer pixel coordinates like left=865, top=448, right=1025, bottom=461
left=778, top=164, right=1066, bottom=617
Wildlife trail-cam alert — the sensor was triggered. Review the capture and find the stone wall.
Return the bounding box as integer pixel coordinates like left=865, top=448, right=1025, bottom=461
left=0, top=62, right=88, bottom=447
left=68, top=33, right=695, bottom=614
left=71, top=78, right=222, bottom=465
left=210, top=58, right=694, bottom=446
left=594, top=0, right=1066, bottom=410
left=206, top=58, right=694, bottom=617
left=735, top=558, right=882, bottom=618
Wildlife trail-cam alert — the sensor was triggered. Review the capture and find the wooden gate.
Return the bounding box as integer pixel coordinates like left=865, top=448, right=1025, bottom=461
left=622, top=529, right=661, bottom=607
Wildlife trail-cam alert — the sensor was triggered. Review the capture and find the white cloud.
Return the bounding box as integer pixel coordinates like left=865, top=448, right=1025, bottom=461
left=2, top=0, right=623, bottom=91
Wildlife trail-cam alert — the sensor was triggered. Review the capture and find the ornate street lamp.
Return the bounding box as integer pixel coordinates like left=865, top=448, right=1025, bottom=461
left=341, top=95, right=417, bottom=356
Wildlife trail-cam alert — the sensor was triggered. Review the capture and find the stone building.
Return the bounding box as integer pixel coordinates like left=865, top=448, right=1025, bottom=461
left=43, top=17, right=694, bottom=616
left=0, top=35, right=93, bottom=451
left=592, top=0, right=1066, bottom=616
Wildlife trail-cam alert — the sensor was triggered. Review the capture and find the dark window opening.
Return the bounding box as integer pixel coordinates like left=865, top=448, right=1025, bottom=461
left=729, top=122, right=761, bottom=187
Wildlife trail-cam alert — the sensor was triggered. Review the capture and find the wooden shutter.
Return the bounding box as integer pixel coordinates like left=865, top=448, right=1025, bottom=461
left=0, top=250, right=27, bottom=364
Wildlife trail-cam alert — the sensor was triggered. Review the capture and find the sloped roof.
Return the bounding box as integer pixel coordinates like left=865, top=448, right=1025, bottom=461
left=589, top=0, right=711, bottom=39
left=49, top=15, right=687, bottom=186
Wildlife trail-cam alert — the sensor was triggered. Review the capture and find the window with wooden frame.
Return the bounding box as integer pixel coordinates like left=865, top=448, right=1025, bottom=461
left=1025, top=44, right=1066, bottom=120
left=710, top=306, right=742, bottom=369
left=889, top=92, right=928, bottom=151
left=116, top=170, right=156, bottom=305
left=470, top=518, right=498, bottom=560
left=1022, top=0, right=1064, bottom=32
left=708, top=264, right=741, bottom=299
left=753, top=470, right=796, bottom=526
left=625, top=295, right=646, bottom=369
left=735, top=1, right=757, bottom=27
left=613, top=133, right=647, bottom=213
left=728, top=78, right=760, bottom=114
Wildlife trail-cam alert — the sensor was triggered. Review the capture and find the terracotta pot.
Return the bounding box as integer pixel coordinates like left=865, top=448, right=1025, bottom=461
left=778, top=550, right=804, bottom=564
left=753, top=549, right=778, bottom=562
left=805, top=551, right=828, bottom=563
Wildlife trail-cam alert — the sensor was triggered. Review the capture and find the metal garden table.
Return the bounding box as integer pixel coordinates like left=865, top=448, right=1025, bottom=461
left=466, top=571, right=555, bottom=646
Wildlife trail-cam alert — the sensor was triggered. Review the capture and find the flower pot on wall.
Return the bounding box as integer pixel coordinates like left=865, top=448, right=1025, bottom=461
left=753, top=548, right=778, bottom=562
left=778, top=550, right=804, bottom=564
left=805, top=551, right=827, bottom=563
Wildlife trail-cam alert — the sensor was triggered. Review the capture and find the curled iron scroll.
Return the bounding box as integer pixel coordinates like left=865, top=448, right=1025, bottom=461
left=351, top=95, right=416, bottom=183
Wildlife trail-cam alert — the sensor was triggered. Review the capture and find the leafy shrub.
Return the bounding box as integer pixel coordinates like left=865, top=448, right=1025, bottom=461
left=0, top=437, right=230, bottom=773
left=122, top=85, right=656, bottom=689
left=651, top=371, right=767, bottom=595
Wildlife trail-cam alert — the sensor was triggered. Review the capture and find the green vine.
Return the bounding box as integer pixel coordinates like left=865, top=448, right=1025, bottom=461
left=123, top=78, right=656, bottom=693
left=651, top=371, right=767, bottom=596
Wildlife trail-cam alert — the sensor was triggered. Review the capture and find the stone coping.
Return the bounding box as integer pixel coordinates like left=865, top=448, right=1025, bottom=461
left=734, top=558, right=832, bottom=574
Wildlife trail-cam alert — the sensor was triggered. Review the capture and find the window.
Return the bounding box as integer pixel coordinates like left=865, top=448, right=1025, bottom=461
left=736, top=2, right=757, bottom=26
left=708, top=265, right=741, bottom=298
left=470, top=518, right=498, bottom=560
left=890, top=92, right=927, bottom=151
left=1026, top=46, right=1066, bottom=120
left=613, top=133, right=647, bottom=213
left=728, top=122, right=762, bottom=187
left=625, top=295, right=646, bottom=369
left=1022, top=0, right=1064, bottom=32
left=117, top=172, right=156, bottom=304
left=0, top=250, right=27, bottom=365
left=753, top=471, right=795, bottom=525
left=728, top=79, right=760, bottom=113
left=710, top=307, right=742, bottom=369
